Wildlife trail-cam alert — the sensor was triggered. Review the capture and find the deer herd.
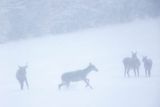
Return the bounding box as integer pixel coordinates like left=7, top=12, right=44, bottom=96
left=16, top=52, right=152, bottom=90
left=123, top=52, right=152, bottom=77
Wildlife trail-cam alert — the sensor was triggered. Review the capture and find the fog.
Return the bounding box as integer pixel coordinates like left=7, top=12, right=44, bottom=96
left=0, top=0, right=160, bottom=107
left=0, top=0, right=160, bottom=42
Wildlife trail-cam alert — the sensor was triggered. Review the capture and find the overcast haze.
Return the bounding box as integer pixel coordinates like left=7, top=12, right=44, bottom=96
left=0, top=0, right=160, bottom=107
left=0, top=0, right=160, bottom=42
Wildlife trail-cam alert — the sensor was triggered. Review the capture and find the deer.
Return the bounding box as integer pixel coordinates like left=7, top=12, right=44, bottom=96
left=16, top=65, right=29, bottom=90
left=58, top=63, right=98, bottom=90
left=142, top=56, right=152, bottom=77
left=123, top=52, right=141, bottom=77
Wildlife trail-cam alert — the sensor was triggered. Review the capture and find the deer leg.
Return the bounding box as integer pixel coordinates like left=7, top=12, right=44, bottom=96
left=146, top=69, right=151, bottom=77
left=137, top=68, right=139, bottom=77
left=133, top=68, right=137, bottom=77
left=145, top=69, right=148, bottom=77
left=127, top=69, right=130, bottom=77
left=84, top=79, right=93, bottom=89
left=58, top=81, right=65, bottom=90
left=85, top=79, right=89, bottom=87
left=59, top=81, right=70, bottom=90
left=20, top=81, right=24, bottom=90
left=25, top=78, right=29, bottom=89
left=66, top=82, right=70, bottom=88
left=148, top=69, right=151, bottom=77
left=124, top=67, right=127, bottom=77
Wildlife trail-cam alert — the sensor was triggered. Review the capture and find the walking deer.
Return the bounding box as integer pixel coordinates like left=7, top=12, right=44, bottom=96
left=59, top=63, right=98, bottom=90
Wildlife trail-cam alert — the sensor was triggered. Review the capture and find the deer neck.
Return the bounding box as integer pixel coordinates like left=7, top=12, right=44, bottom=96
left=82, top=66, right=92, bottom=75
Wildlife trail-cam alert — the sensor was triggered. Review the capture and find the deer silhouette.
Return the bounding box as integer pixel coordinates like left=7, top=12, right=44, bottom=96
left=59, top=63, right=98, bottom=90
left=142, top=56, right=152, bottom=77
left=123, top=52, right=141, bottom=77
left=16, top=65, right=29, bottom=90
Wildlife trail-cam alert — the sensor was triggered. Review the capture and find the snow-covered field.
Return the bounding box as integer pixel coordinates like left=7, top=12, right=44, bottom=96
left=0, top=18, right=160, bottom=107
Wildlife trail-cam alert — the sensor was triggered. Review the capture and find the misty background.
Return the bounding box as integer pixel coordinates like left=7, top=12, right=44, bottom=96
left=0, top=1, right=160, bottom=107
left=0, top=0, right=160, bottom=43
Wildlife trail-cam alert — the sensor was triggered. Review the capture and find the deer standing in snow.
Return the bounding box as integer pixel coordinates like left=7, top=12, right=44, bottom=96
left=123, top=52, right=141, bottom=77
left=16, top=65, right=29, bottom=90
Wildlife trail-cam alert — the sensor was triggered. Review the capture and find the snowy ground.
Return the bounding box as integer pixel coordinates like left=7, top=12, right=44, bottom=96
left=0, top=18, right=160, bottom=107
